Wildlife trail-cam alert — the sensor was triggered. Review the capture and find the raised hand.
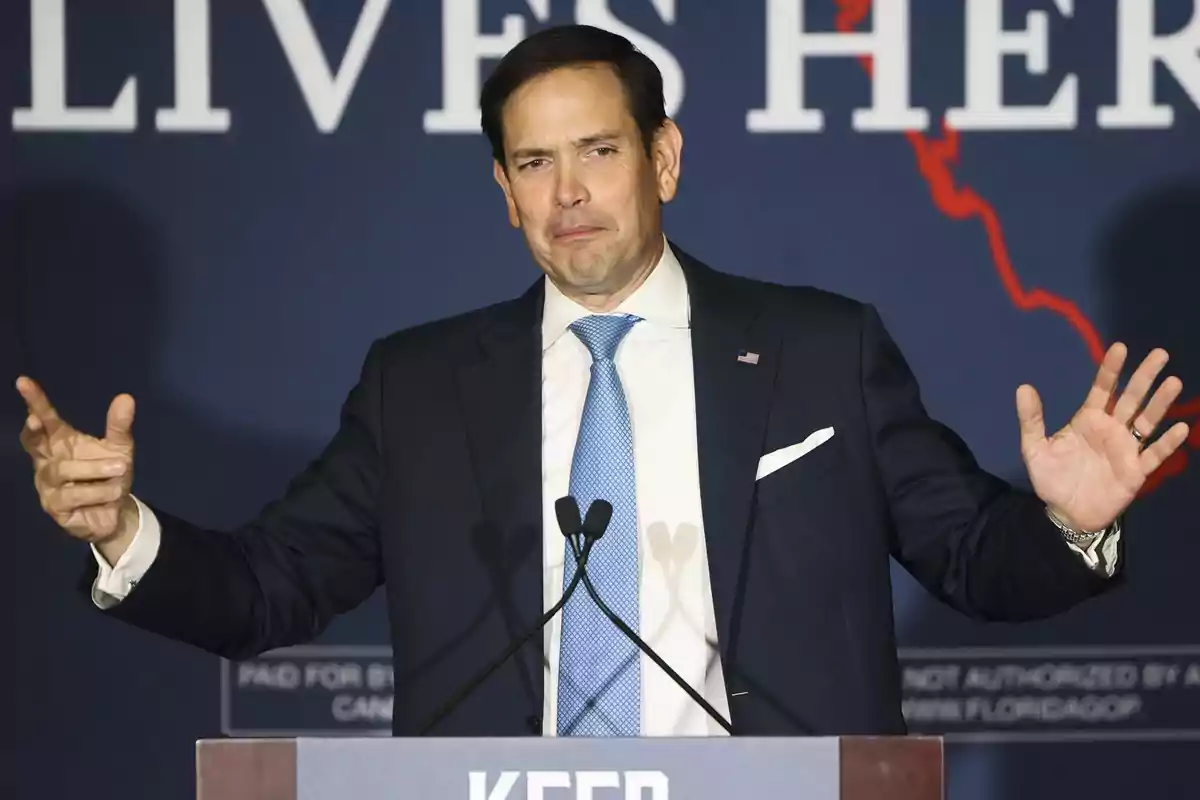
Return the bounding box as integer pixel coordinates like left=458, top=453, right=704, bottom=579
left=16, top=376, right=139, bottom=547
left=1016, top=343, right=1190, bottom=533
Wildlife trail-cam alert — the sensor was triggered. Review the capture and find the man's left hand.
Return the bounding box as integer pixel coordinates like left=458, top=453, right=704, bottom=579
left=1016, top=343, right=1189, bottom=532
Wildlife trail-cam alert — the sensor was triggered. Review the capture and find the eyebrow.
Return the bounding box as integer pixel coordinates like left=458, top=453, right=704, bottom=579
left=510, top=130, right=624, bottom=161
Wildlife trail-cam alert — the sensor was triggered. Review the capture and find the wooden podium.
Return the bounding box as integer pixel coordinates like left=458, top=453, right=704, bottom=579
left=196, top=735, right=942, bottom=799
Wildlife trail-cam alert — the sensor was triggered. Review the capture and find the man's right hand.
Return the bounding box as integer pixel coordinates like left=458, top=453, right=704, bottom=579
left=16, top=376, right=140, bottom=565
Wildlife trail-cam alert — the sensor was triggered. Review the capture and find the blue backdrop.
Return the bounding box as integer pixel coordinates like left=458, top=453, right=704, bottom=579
left=5, top=1, right=1200, bottom=798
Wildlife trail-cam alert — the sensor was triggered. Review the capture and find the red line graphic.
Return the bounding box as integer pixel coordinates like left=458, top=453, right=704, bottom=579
left=835, top=1, right=1199, bottom=493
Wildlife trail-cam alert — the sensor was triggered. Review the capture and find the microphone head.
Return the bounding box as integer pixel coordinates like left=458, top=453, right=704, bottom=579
left=554, top=496, right=582, bottom=537
left=582, top=499, right=613, bottom=540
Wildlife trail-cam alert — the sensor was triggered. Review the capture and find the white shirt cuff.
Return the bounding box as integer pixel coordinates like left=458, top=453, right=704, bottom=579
left=1065, top=520, right=1122, bottom=578
left=90, top=496, right=162, bottom=609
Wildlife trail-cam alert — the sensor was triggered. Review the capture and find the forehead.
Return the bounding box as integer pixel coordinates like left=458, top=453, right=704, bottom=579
left=501, top=65, right=636, bottom=146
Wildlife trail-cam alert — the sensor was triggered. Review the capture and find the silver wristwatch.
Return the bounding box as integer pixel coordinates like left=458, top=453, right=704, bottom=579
left=1044, top=505, right=1113, bottom=546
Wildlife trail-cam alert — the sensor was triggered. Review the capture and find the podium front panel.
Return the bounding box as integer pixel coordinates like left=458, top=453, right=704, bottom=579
left=196, top=735, right=941, bottom=799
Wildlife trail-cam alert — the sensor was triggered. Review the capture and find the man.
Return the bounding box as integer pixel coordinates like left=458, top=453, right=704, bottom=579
left=15, top=25, right=1188, bottom=737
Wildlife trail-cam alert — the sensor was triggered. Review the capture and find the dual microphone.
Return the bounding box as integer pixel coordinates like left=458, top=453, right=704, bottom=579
left=417, top=495, right=733, bottom=735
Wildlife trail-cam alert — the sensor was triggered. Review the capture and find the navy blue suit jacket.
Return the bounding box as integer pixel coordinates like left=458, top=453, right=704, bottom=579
left=84, top=245, right=1122, bottom=736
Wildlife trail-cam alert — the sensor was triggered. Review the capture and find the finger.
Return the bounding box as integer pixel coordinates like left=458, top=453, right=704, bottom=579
left=19, top=413, right=48, bottom=457
left=1131, top=376, right=1183, bottom=438
left=44, top=480, right=127, bottom=515
left=1016, top=384, right=1046, bottom=450
left=1139, top=421, right=1190, bottom=476
left=105, top=394, right=136, bottom=447
left=45, top=458, right=129, bottom=486
left=1082, top=343, right=1127, bottom=411
left=15, top=376, right=65, bottom=437
left=1112, top=348, right=1170, bottom=424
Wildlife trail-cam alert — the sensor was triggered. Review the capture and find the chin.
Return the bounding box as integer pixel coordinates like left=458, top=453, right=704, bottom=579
left=550, top=251, right=611, bottom=285
left=558, top=267, right=612, bottom=294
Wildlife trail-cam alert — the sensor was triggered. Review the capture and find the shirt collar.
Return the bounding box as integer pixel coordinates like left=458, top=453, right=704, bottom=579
left=541, top=236, right=690, bottom=352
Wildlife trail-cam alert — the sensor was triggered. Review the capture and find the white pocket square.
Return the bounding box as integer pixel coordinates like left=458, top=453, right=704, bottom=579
left=756, top=427, right=835, bottom=480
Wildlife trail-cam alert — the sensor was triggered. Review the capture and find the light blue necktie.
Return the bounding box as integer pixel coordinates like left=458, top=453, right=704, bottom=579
left=556, top=313, right=642, bottom=736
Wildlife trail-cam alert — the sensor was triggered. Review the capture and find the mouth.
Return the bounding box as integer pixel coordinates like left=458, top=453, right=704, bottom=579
left=553, top=225, right=604, bottom=241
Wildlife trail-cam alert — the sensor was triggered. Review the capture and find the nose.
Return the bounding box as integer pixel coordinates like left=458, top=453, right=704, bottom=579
left=554, top=164, right=589, bottom=209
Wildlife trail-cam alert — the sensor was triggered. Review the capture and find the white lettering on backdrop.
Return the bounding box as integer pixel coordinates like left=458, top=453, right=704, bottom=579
left=11, top=0, right=1200, bottom=134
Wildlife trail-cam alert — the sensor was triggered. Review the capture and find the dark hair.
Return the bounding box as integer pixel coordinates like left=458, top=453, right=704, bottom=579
left=479, top=25, right=667, bottom=167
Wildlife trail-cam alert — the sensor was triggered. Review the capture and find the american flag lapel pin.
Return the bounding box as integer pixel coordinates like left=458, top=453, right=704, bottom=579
left=737, top=350, right=760, bottom=365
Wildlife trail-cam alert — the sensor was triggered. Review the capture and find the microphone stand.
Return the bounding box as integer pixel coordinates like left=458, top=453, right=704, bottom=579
left=416, top=533, right=599, bottom=735
left=563, top=512, right=734, bottom=734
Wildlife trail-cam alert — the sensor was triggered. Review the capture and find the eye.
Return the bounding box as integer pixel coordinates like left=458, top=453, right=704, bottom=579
left=593, top=146, right=616, bottom=156
left=518, top=158, right=547, bottom=171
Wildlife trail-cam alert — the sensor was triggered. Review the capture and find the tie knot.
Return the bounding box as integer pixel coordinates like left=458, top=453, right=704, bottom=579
left=569, top=314, right=641, bottom=362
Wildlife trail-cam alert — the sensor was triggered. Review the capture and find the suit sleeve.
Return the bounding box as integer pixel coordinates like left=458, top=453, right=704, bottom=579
left=78, top=340, right=387, bottom=660
left=857, top=304, right=1123, bottom=622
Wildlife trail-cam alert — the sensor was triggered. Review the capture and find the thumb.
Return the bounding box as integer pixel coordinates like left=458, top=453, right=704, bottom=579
left=105, top=394, right=136, bottom=447
left=1016, top=384, right=1046, bottom=450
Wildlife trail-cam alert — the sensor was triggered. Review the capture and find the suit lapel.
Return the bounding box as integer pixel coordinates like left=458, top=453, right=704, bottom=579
left=455, top=278, right=546, bottom=719
left=677, top=247, right=781, bottom=665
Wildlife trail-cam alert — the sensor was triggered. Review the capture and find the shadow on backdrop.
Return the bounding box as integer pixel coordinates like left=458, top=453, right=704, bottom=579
left=988, top=180, right=1200, bottom=800
left=0, top=182, right=332, bottom=800
left=922, top=180, right=1200, bottom=800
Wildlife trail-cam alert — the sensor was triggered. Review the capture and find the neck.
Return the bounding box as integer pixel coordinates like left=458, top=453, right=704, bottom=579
left=561, top=236, right=665, bottom=313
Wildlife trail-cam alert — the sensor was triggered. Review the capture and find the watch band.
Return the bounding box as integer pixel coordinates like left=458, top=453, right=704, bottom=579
left=1045, top=505, right=1111, bottom=546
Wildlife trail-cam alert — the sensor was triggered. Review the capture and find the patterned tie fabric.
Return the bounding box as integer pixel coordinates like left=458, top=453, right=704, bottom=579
left=556, top=313, right=643, bottom=736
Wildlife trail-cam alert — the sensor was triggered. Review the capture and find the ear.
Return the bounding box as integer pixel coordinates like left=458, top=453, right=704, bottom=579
left=492, top=159, right=520, bottom=228
left=652, top=119, right=683, bottom=203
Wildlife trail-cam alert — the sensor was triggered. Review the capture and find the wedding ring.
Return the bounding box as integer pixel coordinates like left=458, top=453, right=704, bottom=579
left=1130, top=426, right=1146, bottom=447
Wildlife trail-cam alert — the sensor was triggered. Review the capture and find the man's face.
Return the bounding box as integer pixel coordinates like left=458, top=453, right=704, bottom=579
left=493, top=65, right=682, bottom=306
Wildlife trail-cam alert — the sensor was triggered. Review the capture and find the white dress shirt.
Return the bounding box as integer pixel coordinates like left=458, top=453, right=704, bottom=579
left=92, top=238, right=1119, bottom=736
left=538, top=240, right=730, bottom=736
